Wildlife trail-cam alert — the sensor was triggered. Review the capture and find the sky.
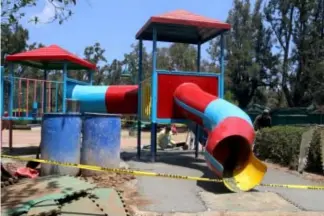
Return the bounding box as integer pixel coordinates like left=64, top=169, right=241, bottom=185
left=21, top=0, right=236, bottom=63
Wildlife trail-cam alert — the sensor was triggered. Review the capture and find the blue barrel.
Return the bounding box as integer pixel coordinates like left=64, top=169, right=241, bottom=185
left=81, top=113, right=121, bottom=176
left=40, top=113, right=82, bottom=176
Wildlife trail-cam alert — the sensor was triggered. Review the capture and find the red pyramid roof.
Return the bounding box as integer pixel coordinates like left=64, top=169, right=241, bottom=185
left=6, top=45, right=96, bottom=70
left=153, top=10, right=230, bottom=27
left=136, top=10, right=231, bottom=44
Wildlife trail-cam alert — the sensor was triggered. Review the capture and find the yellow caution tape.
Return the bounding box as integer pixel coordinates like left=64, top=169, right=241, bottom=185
left=1, top=155, right=222, bottom=183
left=2, top=154, right=324, bottom=190
left=259, top=183, right=324, bottom=190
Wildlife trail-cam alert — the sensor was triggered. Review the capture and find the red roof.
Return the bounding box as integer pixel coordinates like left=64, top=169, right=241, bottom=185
left=6, top=45, right=97, bottom=70
left=136, top=10, right=231, bottom=44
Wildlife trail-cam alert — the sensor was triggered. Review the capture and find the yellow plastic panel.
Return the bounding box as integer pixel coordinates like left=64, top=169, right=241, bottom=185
left=141, top=78, right=152, bottom=121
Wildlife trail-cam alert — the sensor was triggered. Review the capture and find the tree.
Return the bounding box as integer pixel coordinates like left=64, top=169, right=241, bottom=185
left=292, top=0, right=324, bottom=106
left=212, top=0, right=278, bottom=108
left=107, top=59, right=123, bottom=85
left=123, top=43, right=151, bottom=84
left=1, top=0, right=77, bottom=25
left=264, top=0, right=295, bottom=107
left=1, top=24, right=29, bottom=66
left=265, top=0, right=324, bottom=107
left=82, top=42, right=109, bottom=85
left=156, top=47, right=171, bottom=70
left=0, top=24, right=45, bottom=77
left=168, top=43, right=197, bottom=71
left=251, top=0, right=280, bottom=105
left=307, top=0, right=324, bottom=106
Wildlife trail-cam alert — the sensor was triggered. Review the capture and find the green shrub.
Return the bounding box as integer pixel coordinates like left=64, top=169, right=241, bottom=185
left=254, top=126, right=306, bottom=169
left=254, top=125, right=323, bottom=173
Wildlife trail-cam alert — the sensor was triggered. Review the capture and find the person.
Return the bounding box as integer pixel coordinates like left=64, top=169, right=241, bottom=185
left=157, top=125, right=188, bottom=150
left=253, top=109, right=272, bottom=131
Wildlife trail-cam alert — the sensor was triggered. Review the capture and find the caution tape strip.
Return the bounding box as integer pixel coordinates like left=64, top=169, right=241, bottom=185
left=1, top=155, right=222, bottom=183
left=2, top=154, right=324, bottom=190
left=259, top=183, right=324, bottom=190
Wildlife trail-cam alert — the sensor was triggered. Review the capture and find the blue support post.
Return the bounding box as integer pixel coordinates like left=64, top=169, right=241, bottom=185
left=9, top=63, right=14, bottom=117
left=62, top=63, right=68, bottom=113
left=88, top=70, right=93, bottom=85
left=220, top=33, right=225, bottom=98
left=194, top=42, right=201, bottom=159
left=43, top=70, right=48, bottom=114
left=197, top=43, right=201, bottom=73
left=137, top=40, right=143, bottom=159
left=150, top=27, right=158, bottom=162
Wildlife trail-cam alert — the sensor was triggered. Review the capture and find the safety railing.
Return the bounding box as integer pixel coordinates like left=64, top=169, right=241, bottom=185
left=2, top=76, right=63, bottom=120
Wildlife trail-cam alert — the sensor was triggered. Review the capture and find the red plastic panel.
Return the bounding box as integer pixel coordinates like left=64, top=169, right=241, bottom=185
left=105, top=85, right=138, bottom=114
left=157, top=74, right=218, bottom=119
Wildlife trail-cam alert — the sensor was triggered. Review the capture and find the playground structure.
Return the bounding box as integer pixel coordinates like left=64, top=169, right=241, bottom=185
left=0, top=45, right=96, bottom=148
left=0, top=10, right=267, bottom=192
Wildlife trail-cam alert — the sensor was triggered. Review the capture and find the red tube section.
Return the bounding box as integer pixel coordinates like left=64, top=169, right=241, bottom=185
left=174, top=83, right=267, bottom=192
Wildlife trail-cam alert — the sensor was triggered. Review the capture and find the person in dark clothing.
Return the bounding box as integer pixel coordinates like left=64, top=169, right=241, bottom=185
left=253, top=109, right=272, bottom=131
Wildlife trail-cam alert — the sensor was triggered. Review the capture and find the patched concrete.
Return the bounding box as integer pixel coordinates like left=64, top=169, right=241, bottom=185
left=122, top=151, right=324, bottom=214
left=199, top=191, right=299, bottom=211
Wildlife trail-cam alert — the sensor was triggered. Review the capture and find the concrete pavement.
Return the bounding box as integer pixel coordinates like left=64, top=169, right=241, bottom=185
left=122, top=150, right=324, bottom=214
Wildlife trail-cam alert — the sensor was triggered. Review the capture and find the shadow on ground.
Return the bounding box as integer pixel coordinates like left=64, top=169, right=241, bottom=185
left=1, top=176, right=63, bottom=210
left=121, top=150, right=232, bottom=194
left=2, top=146, right=39, bottom=156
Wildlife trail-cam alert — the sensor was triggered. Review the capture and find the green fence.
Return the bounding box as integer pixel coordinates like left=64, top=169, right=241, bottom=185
left=248, top=113, right=324, bottom=125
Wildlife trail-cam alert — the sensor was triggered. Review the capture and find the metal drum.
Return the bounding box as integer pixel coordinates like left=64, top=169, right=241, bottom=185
left=81, top=113, right=121, bottom=176
left=40, top=113, right=82, bottom=176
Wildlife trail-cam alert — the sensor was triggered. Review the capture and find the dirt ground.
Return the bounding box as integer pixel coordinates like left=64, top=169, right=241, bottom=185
left=1, top=128, right=189, bottom=150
